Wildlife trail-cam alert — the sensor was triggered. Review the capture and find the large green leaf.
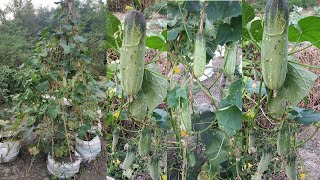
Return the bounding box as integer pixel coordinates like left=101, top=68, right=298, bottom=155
left=220, top=79, right=242, bottom=110
left=206, top=1, right=242, bottom=21
left=242, top=1, right=255, bottom=28
left=290, top=107, right=320, bottom=125
left=288, top=16, right=320, bottom=48
left=192, top=111, right=215, bottom=146
left=249, top=20, right=263, bottom=42
left=184, top=1, right=201, bottom=13
left=277, top=62, right=318, bottom=105
left=47, top=104, right=60, bottom=119
left=146, top=36, right=166, bottom=51
left=106, top=11, right=121, bottom=37
left=36, top=81, right=49, bottom=92
left=204, top=130, right=230, bottom=166
left=129, top=64, right=168, bottom=120
left=216, top=106, right=242, bottom=136
left=216, top=16, right=242, bottom=45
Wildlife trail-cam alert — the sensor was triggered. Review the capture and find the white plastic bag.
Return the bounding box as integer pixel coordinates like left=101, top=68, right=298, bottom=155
left=47, top=152, right=82, bottom=179
left=106, top=176, right=116, bottom=180
left=0, top=140, right=20, bottom=163
left=76, top=135, right=101, bottom=162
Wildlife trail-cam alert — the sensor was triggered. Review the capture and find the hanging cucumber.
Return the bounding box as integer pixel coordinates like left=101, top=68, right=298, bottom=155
left=193, top=32, right=206, bottom=77
left=180, top=101, right=192, bottom=133
left=120, top=11, right=146, bottom=95
left=112, top=128, right=120, bottom=153
left=261, top=0, right=289, bottom=90
left=277, top=121, right=290, bottom=157
left=120, top=144, right=136, bottom=170
left=148, top=153, right=161, bottom=180
left=138, top=127, right=152, bottom=157
left=223, top=41, right=238, bottom=78
left=285, top=152, right=297, bottom=180
left=252, top=147, right=273, bottom=180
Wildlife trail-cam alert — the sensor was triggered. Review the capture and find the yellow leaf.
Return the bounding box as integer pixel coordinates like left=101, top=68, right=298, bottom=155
left=173, top=66, right=181, bottom=74
left=180, top=130, right=187, bottom=137
left=162, top=175, right=167, bottom=180
left=248, top=163, right=253, bottom=169
left=113, top=111, right=120, bottom=119
left=300, top=173, right=306, bottom=179
left=125, top=5, right=134, bottom=11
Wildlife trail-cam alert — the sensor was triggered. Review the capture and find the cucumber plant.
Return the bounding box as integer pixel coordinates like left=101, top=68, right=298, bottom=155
left=106, top=2, right=168, bottom=178
left=243, top=0, right=320, bottom=179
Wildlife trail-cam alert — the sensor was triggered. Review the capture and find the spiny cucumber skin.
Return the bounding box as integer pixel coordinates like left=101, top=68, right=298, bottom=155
left=252, top=147, right=272, bottom=180
left=285, top=152, right=297, bottom=180
left=261, top=0, right=289, bottom=90
left=181, top=102, right=192, bottom=132
left=112, top=128, right=120, bottom=152
left=224, top=41, right=238, bottom=77
left=138, top=127, right=152, bottom=157
left=277, top=121, right=290, bottom=157
left=148, top=153, right=160, bottom=180
left=120, top=11, right=146, bottom=95
left=121, top=145, right=136, bottom=170
left=193, top=33, right=206, bottom=77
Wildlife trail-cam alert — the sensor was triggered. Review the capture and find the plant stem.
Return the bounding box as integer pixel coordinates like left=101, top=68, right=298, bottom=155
left=296, top=126, right=319, bottom=148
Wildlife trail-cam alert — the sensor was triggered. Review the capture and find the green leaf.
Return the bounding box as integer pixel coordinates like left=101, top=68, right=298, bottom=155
left=204, top=130, right=230, bottom=166
left=244, top=79, right=267, bottom=95
left=73, top=35, right=87, bottom=43
left=59, top=41, right=73, bottom=54
left=36, top=81, right=49, bottom=92
left=146, top=36, right=166, bottom=50
left=275, top=62, right=318, bottom=106
left=40, top=49, right=48, bottom=57
left=206, top=1, right=241, bottom=21
left=192, top=111, right=215, bottom=146
left=47, top=104, right=60, bottom=119
left=152, top=108, right=170, bottom=129
left=290, top=107, right=320, bottom=125
left=184, top=1, right=201, bottom=13
left=216, top=106, right=242, bottom=136
left=249, top=20, right=263, bottom=42
left=216, top=16, right=242, bottom=45
left=168, top=27, right=180, bottom=41
left=220, top=79, right=242, bottom=110
left=242, top=2, right=255, bottom=28
left=288, top=16, right=320, bottom=48
left=106, top=11, right=121, bottom=37
left=129, top=64, right=168, bottom=120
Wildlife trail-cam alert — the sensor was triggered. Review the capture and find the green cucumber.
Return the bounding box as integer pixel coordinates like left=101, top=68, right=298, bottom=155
left=261, top=0, right=289, bottom=90
left=120, top=11, right=146, bottom=95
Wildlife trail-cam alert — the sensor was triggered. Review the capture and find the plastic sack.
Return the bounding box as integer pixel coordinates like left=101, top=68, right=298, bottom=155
left=47, top=152, right=82, bottom=179
left=0, top=140, right=20, bottom=163
left=76, top=135, right=101, bottom=162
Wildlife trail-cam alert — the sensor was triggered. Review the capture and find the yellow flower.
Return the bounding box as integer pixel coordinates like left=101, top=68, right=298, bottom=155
left=125, top=5, right=134, bottom=11
left=247, top=163, right=253, bottom=169
left=113, top=111, right=120, bottom=119
left=162, top=175, right=167, bottom=180
left=180, top=130, right=187, bottom=137
left=173, top=66, right=181, bottom=74
left=116, top=159, right=121, bottom=165
left=246, top=109, right=255, bottom=119
left=300, top=173, right=306, bottom=179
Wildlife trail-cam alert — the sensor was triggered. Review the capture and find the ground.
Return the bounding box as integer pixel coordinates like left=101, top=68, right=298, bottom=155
left=0, top=141, right=107, bottom=180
